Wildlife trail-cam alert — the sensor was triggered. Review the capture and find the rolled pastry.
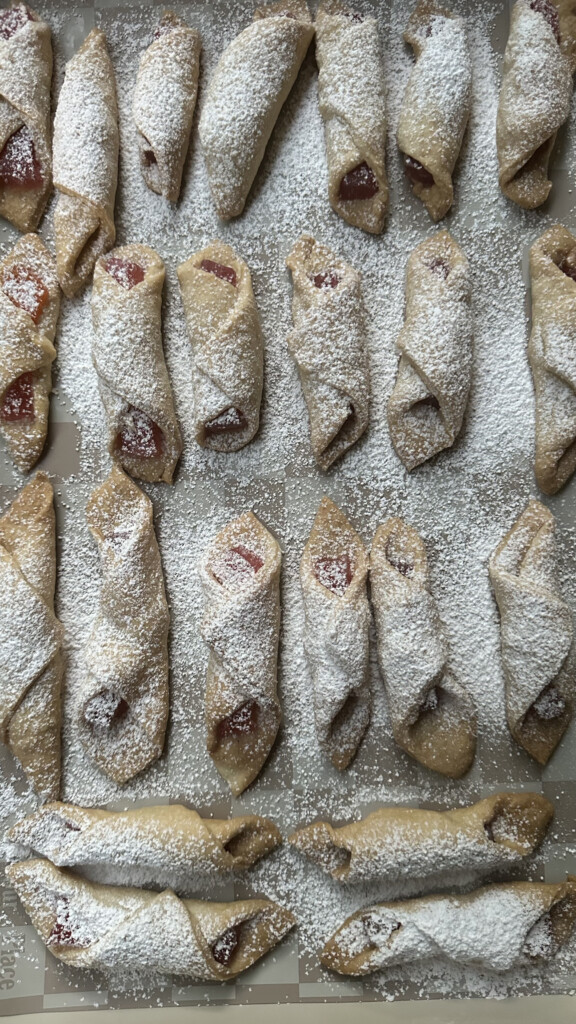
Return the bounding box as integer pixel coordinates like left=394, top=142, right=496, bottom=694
left=321, top=876, right=576, bottom=975
left=177, top=242, right=263, bottom=451
left=290, top=792, right=553, bottom=883
left=529, top=223, right=576, bottom=495
left=199, top=0, right=314, bottom=220
left=6, top=858, right=295, bottom=981
left=0, top=233, right=60, bottom=472
left=0, top=3, right=52, bottom=232
left=370, top=517, right=476, bottom=777
left=202, top=512, right=281, bottom=796
left=9, top=802, right=282, bottom=874
left=92, top=244, right=182, bottom=484
left=496, top=0, right=576, bottom=209
left=300, top=497, right=370, bottom=770
left=315, top=0, right=387, bottom=234
left=489, top=499, right=574, bottom=765
left=286, top=234, right=370, bottom=470
left=132, top=12, right=201, bottom=201
left=397, top=1, right=472, bottom=221
left=387, top=231, right=473, bottom=470
left=75, top=466, right=170, bottom=785
left=53, top=28, right=119, bottom=297
left=0, top=474, right=63, bottom=800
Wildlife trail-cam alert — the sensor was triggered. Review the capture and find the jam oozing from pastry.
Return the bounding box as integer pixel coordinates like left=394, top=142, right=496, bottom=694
left=2, top=265, right=49, bottom=323
left=404, top=156, right=435, bottom=188
left=212, top=925, right=241, bottom=967
left=104, top=256, right=145, bottom=290
left=530, top=0, right=561, bottom=43
left=116, top=406, right=164, bottom=460
left=523, top=911, right=560, bottom=960
left=385, top=540, right=414, bottom=578
left=83, top=689, right=129, bottom=731
left=0, top=126, right=43, bottom=189
left=312, top=270, right=340, bottom=289
left=429, top=257, right=450, bottom=280
left=204, top=407, right=248, bottom=438
left=154, top=14, right=176, bottom=39
left=0, top=5, right=33, bottom=40
left=47, top=897, right=91, bottom=949
left=200, top=258, right=238, bottom=288
left=411, top=394, right=440, bottom=415
left=211, top=544, right=264, bottom=586
left=339, top=162, right=379, bottom=201
left=362, top=915, right=401, bottom=948
left=531, top=684, right=567, bottom=721
left=420, top=687, right=439, bottom=714
left=559, top=250, right=576, bottom=281
left=314, top=554, right=354, bottom=596
left=0, top=372, right=34, bottom=421
left=143, top=147, right=157, bottom=167
left=216, top=699, right=259, bottom=741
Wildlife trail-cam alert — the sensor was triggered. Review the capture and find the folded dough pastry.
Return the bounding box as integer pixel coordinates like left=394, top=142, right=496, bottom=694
left=92, top=244, right=182, bottom=484
left=6, top=858, right=295, bottom=980
left=529, top=223, right=576, bottom=494
left=132, top=12, right=201, bottom=201
left=387, top=231, right=473, bottom=470
left=321, top=876, right=576, bottom=974
left=489, top=499, right=574, bottom=765
left=290, top=792, right=553, bottom=883
left=53, top=28, right=119, bottom=297
left=0, top=233, right=60, bottom=472
left=370, top=517, right=476, bottom=778
left=0, top=474, right=63, bottom=800
left=76, top=466, right=170, bottom=785
left=315, top=0, right=387, bottom=233
left=199, top=0, right=314, bottom=219
left=10, top=803, right=282, bottom=874
left=300, top=497, right=370, bottom=770
left=202, top=512, right=282, bottom=796
left=0, top=3, right=52, bottom=232
left=286, top=234, right=370, bottom=470
left=397, top=1, right=472, bottom=221
left=497, top=0, right=576, bottom=209
left=177, top=242, right=263, bottom=451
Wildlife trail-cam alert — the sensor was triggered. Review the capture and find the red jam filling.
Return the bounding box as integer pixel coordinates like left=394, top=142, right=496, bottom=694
left=200, top=258, right=237, bottom=288
left=0, top=5, right=33, bottom=40
left=339, top=162, right=379, bottom=201
left=314, top=554, right=353, bottom=597
left=216, top=699, right=259, bottom=741
left=531, top=684, right=566, bottom=721
left=47, top=896, right=91, bottom=949
left=2, top=265, right=49, bottom=323
left=212, top=925, right=241, bottom=966
left=559, top=255, right=576, bottom=282
left=116, top=406, right=164, bottom=460
left=429, top=257, right=450, bottom=280
left=154, top=15, right=176, bottom=39
left=0, top=125, right=42, bottom=189
left=204, top=407, right=247, bottom=437
left=530, top=0, right=560, bottom=43
left=0, top=372, right=34, bottom=422
left=404, top=156, right=434, bottom=188
left=312, top=270, right=340, bottom=289
left=362, top=915, right=401, bottom=948
left=211, top=544, right=264, bottom=586
left=104, top=257, right=145, bottom=290
left=385, top=544, right=414, bottom=578
left=83, top=690, right=129, bottom=731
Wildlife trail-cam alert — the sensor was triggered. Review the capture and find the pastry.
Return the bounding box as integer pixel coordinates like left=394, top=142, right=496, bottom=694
left=286, top=234, right=370, bottom=470
left=75, top=466, right=170, bottom=785
left=202, top=512, right=281, bottom=796
left=0, top=3, right=52, bottom=232
left=9, top=803, right=282, bottom=874
left=290, top=792, right=553, bottom=883
left=315, top=0, right=387, bottom=233
left=387, top=231, right=473, bottom=470
left=199, top=0, right=314, bottom=219
left=6, top=858, right=295, bottom=980
left=177, top=242, right=263, bottom=451
left=370, top=516, right=476, bottom=777
left=92, top=244, right=182, bottom=484
left=321, top=876, right=576, bottom=974
left=489, top=499, right=574, bottom=765
left=132, top=12, right=201, bottom=202
left=397, top=1, right=472, bottom=221
left=300, top=497, right=370, bottom=770
left=0, top=474, right=63, bottom=800
left=0, top=233, right=60, bottom=472
left=53, top=28, right=119, bottom=297
left=497, top=0, right=576, bottom=209
left=529, top=223, right=576, bottom=495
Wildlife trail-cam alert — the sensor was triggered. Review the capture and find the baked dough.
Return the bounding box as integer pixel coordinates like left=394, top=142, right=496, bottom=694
left=370, top=516, right=476, bottom=778
left=6, top=858, right=295, bottom=980
left=300, top=497, right=370, bottom=770
left=53, top=28, right=119, bottom=297
left=387, top=230, right=473, bottom=470
left=202, top=512, right=281, bottom=796
left=321, top=876, right=576, bottom=974
left=286, top=233, right=370, bottom=470
left=10, top=802, right=282, bottom=874
left=132, top=12, right=201, bottom=201
left=529, top=223, right=576, bottom=494
left=0, top=473, right=63, bottom=800
left=489, top=499, right=574, bottom=765
left=497, top=0, right=576, bottom=209
left=75, top=466, right=170, bottom=785
left=0, top=3, right=52, bottom=232
left=0, top=233, right=60, bottom=472
left=177, top=241, right=263, bottom=451
left=397, top=1, right=471, bottom=221
left=92, top=243, right=182, bottom=484
left=199, top=0, right=314, bottom=219
left=290, top=792, right=553, bottom=883
left=315, top=0, right=387, bottom=233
